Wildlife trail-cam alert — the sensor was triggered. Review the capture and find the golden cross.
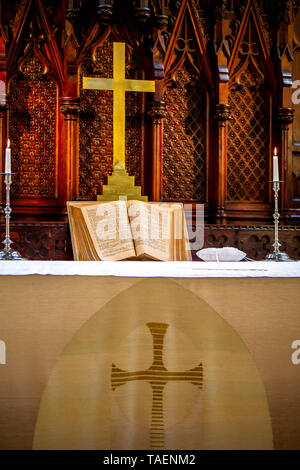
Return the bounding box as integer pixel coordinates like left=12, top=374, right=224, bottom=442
left=83, top=42, right=155, bottom=169
left=112, top=323, right=203, bottom=449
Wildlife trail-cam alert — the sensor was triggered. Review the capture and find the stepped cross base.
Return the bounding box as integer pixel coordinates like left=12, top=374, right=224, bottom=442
left=97, top=162, right=148, bottom=202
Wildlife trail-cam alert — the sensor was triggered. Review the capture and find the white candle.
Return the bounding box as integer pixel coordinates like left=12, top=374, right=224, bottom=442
left=5, top=139, right=11, bottom=174
left=273, top=147, right=279, bottom=182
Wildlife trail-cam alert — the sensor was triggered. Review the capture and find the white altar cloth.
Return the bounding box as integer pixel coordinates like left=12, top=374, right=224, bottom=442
left=0, top=260, right=299, bottom=277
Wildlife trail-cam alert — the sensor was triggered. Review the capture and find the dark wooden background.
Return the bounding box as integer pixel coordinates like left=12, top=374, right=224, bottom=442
left=0, top=0, right=300, bottom=260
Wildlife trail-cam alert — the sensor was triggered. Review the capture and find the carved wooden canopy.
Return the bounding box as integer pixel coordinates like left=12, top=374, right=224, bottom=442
left=0, top=0, right=299, bottom=222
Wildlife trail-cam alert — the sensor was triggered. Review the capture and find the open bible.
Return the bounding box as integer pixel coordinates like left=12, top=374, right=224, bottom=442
left=67, top=200, right=191, bottom=261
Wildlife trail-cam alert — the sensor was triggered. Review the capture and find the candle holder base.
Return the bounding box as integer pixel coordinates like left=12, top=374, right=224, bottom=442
left=0, top=248, right=25, bottom=261
left=265, top=251, right=293, bottom=262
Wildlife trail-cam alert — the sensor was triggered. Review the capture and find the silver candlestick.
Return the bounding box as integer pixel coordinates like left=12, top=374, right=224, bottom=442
left=0, top=172, right=25, bottom=260
left=265, top=180, right=292, bottom=262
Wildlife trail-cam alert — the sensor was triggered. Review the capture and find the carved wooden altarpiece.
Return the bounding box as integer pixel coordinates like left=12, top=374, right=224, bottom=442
left=0, top=0, right=299, bottom=259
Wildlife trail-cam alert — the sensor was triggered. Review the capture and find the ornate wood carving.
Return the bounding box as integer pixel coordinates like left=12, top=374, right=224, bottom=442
left=2, top=218, right=300, bottom=262
left=9, top=55, right=57, bottom=199
left=148, top=99, right=167, bottom=201
left=214, top=104, right=231, bottom=127
left=9, top=1, right=29, bottom=37
left=162, top=0, right=212, bottom=202
left=291, top=8, right=300, bottom=214
left=200, top=224, right=300, bottom=261
left=3, top=0, right=64, bottom=211
left=163, top=61, right=207, bottom=201
left=0, top=0, right=299, bottom=258
left=60, top=96, right=81, bottom=202
left=214, top=104, right=231, bottom=222
left=0, top=220, right=73, bottom=260
left=227, top=66, right=269, bottom=202
left=225, top=0, right=277, bottom=217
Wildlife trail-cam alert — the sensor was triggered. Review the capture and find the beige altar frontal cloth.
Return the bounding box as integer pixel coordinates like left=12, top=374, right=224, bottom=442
left=0, top=264, right=299, bottom=450
left=32, top=279, right=273, bottom=450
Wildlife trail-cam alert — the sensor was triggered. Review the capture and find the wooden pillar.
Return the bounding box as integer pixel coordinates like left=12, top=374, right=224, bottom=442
left=60, top=5, right=80, bottom=205
left=147, top=100, right=167, bottom=201
left=214, top=104, right=231, bottom=223
left=275, top=107, right=295, bottom=219
left=59, top=97, right=80, bottom=204
left=213, top=3, right=231, bottom=222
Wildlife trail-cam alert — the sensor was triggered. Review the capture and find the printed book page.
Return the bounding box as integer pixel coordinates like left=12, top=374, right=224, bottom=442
left=81, top=201, right=136, bottom=261
left=127, top=201, right=173, bottom=261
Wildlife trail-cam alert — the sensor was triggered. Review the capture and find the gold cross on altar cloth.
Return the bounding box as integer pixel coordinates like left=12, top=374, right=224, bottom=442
left=83, top=42, right=155, bottom=170
left=111, top=323, right=203, bottom=449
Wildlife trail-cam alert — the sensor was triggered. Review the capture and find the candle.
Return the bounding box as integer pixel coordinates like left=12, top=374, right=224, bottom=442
left=5, top=139, right=11, bottom=174
left=273, top=147, right=279, bottom=182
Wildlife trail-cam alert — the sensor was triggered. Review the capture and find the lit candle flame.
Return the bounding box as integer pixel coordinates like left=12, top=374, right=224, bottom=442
left=7, top=139, right=10, bottom=148
left=274, top=147, right=277, bottom=156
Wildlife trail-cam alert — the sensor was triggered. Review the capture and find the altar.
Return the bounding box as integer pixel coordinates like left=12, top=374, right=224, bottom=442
left=0, top=261, right=300, bottom=450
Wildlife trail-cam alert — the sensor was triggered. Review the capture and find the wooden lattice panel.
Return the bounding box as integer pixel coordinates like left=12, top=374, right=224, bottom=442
left=227, top=69, right=269, bottom=202
left=9, top=57, right=57, bottom=199
left=162, top=62, right=206, bottom=201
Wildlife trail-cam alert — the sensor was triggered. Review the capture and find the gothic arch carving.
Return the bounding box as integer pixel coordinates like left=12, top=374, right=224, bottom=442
left=226, top=0, right=276, bottom=206
left=162, top=0, right=213, bottom=202
left=6, top=0, right=62, bottom=205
